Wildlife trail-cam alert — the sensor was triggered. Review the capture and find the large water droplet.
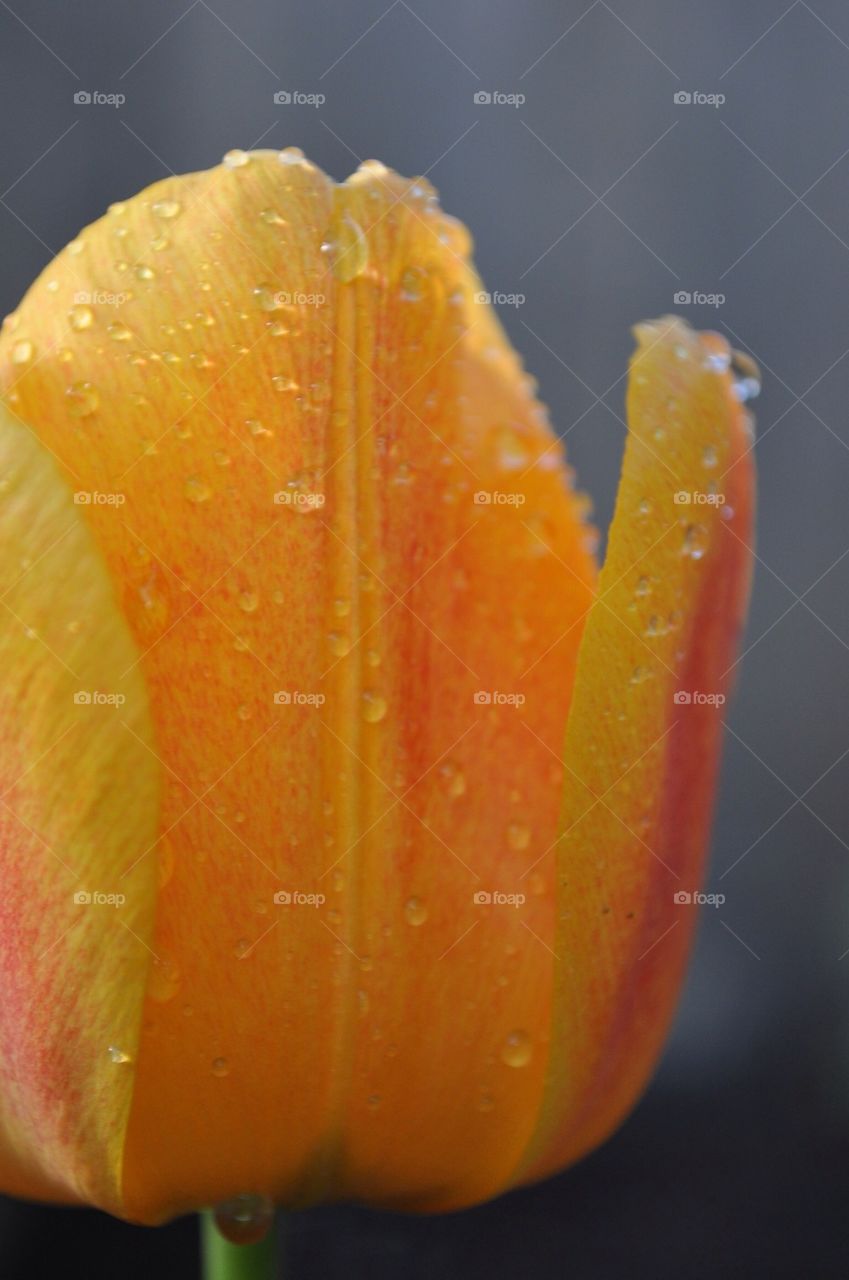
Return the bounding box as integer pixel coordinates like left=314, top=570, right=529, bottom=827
left=404, top=896, right=428, bottom=926
left=212, top=1194, right=274, bottom=1246
left=506, top=822, right=530, bottom=851
left=362, top=691, right=387, bottom=723
left=501, top=1029, right=533, bottom=1068
left=69, top=304, right=94, bottom=331
left=323, top=211, right=369, bottom=283
left=223, top=149, right=251, bottom=169
left=184, top=476, right=213, bottom=504
left=681, top=523, right=708, bottom=560
left=731, top=349, right=761, bottom=403
left=12, top=339, right=33, bottom=364
left=152, top=198, right=182, bottom=220
left=438, top=760, right=466, bottom=798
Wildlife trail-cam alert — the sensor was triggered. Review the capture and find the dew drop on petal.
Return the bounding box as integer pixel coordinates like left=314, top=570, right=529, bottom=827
left=501, top=1029, right=533, bottom=1068
left=681, top=523, right=708, bottom=560
left=223, top=149, right=251, bottom=169
left=404, top=896, right=428, bottom=926
left=506, top=822, right=530, bottom=851
left=152, top=198, right=182, bottom=220
left=184, top=476, right=213, bottom=504
left=323, top=211, right=369, bottom=284
left=69, top=304, right=94, bottom=331
left=66, top=381, right=99, bottom=418
left=362, top=691, right=387, bottom=723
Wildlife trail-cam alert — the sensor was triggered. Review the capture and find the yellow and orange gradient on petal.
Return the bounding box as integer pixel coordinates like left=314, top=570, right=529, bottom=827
left=0, top=149, right=754, bottom=1224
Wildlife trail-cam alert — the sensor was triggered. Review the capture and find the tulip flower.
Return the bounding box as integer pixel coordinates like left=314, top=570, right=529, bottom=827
left=0, top=149, right=754, bottom=1273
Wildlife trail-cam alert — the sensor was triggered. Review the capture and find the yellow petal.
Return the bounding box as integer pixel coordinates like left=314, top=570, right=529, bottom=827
left=517, top=317, right=755, bottom=1186
left=0, top=402, right=158, bottom=1210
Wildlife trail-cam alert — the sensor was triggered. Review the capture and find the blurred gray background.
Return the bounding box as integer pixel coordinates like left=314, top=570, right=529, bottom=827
left=1, top=1, right=847, bottom=1277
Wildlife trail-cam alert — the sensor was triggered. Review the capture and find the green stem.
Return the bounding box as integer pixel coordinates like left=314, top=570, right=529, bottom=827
left=201, top=1211, right=278, bottom=1280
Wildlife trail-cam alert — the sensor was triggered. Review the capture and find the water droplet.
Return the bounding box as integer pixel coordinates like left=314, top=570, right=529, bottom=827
left=323, top=210, right=369, bottom=283
left=212, top=1056, right=230, bottom=1077
left=135, top=264, right=155, bottom=282
left=107, top=322, right=132, bottom=342
left=260, top=207, right=287, bottom=226
left=280, top=468, right=324, bottom=512
left=253, top=283, right=284, bottom=312
left=184, top=476, right=212, bottom=504
left=399, top=266, right=426, bottom=301
left=333, top=597, right=351, bottom=618
left=404, top=896, right=428, bottom=926
left=152, top=198, right=182, bottom=219
left=148, top=957, right=181, bottom=1003
left=239, top=591, right=259, bottom=613
left=635, top=575, right=651, bottom=597
left=366, top=1093, right=382, bottom=1110
left=107, top=1045, right=131, bottom=1064
left=328, top=631, right=351, bottom=657
left=493, top=424, right=530, bottom=471
left=706, top=349, right=731, bottom=374
left=501, top=1029, right=532, bottom=1068
left=681, top=523, right=708, bottom=560
left=702, top=445, right=718, bottom=468
left=66, top=381, right=99, bottom=418
left=528, top=870, right=546, bottom=896
left=69, top=304, right=94, bottom=331
left=212, top=1194, right=274, bottom=1246
left=507, top=822, right=530, bottom=851
left=438, top=760, right=466, bottom=798
left=11, top=340, right=33, bottom=364
left=362, top=691, right=387, bottom=723
left=223, top=149, right=251, bottom=169
left=731, top=349, right=761, bottom=403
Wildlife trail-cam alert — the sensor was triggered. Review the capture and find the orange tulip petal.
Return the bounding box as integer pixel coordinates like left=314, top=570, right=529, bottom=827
left=516, top=317, right=755, bottom=1187
left=0, top=154, right=597, bottom=1220
left=0, top=403, right=159, bottom=1211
